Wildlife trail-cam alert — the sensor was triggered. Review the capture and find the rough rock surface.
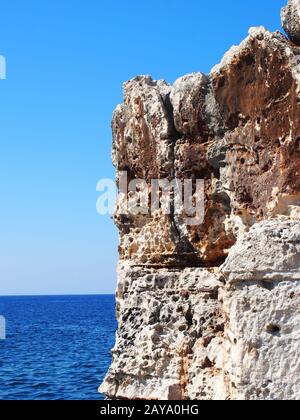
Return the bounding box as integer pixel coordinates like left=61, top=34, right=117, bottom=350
left=221, top=220, right=300, bottom=400
left=101, top=264, right=225, bottom=400
left=100, top=3, right=300, bottom=400
left=281, top=0, right=300, bottom=45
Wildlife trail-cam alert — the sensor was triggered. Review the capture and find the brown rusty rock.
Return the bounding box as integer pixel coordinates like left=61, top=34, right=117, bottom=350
left=112, top=76, right=176, bottom=180
left=211, top=27, right=300, bottom=222
left=112, top=27, right=300, bottom=268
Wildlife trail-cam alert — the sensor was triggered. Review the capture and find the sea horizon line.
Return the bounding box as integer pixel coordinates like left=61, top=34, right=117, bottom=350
left=0, top=293, right=115, bottom=298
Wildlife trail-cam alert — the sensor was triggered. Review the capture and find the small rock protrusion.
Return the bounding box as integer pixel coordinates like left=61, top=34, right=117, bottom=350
left=281, top=0, right=300, bottom=45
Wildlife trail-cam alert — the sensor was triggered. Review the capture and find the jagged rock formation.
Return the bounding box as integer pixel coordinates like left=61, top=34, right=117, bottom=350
left=282, top=0, right=300, bottom=45
left=100, top=3, right=300, bottom=400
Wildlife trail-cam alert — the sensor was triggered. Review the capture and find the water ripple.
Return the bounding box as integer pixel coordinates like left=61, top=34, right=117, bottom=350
left=0, top=295, right=117, bottom=400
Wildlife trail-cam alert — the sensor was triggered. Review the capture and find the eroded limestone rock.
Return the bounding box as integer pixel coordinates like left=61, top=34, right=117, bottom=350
left=100, top=264, right=225, bottom=400
left=101, top=5, right=300, bottom=401
left=112, top=26, right=300, bottom=270
left=282, top=0, right=300, bottom=45
left=221, top=219, right=300, bottom=282
left=221, top=220, right=300, bottom=400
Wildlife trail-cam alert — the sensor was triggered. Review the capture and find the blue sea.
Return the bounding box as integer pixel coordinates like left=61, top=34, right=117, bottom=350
left=0, top=295, right=117, bottom=400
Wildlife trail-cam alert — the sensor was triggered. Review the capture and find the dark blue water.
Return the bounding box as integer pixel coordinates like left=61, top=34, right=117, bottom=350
left=0, top=295, right=117, bottom=400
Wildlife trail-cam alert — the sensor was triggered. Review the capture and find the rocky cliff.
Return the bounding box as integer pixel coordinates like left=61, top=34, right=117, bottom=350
left=100, top=2, right=300, bottom=400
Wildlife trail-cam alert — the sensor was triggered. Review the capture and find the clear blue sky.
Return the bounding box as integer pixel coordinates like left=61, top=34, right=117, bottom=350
left=0, top=0, right=285, bottom=295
